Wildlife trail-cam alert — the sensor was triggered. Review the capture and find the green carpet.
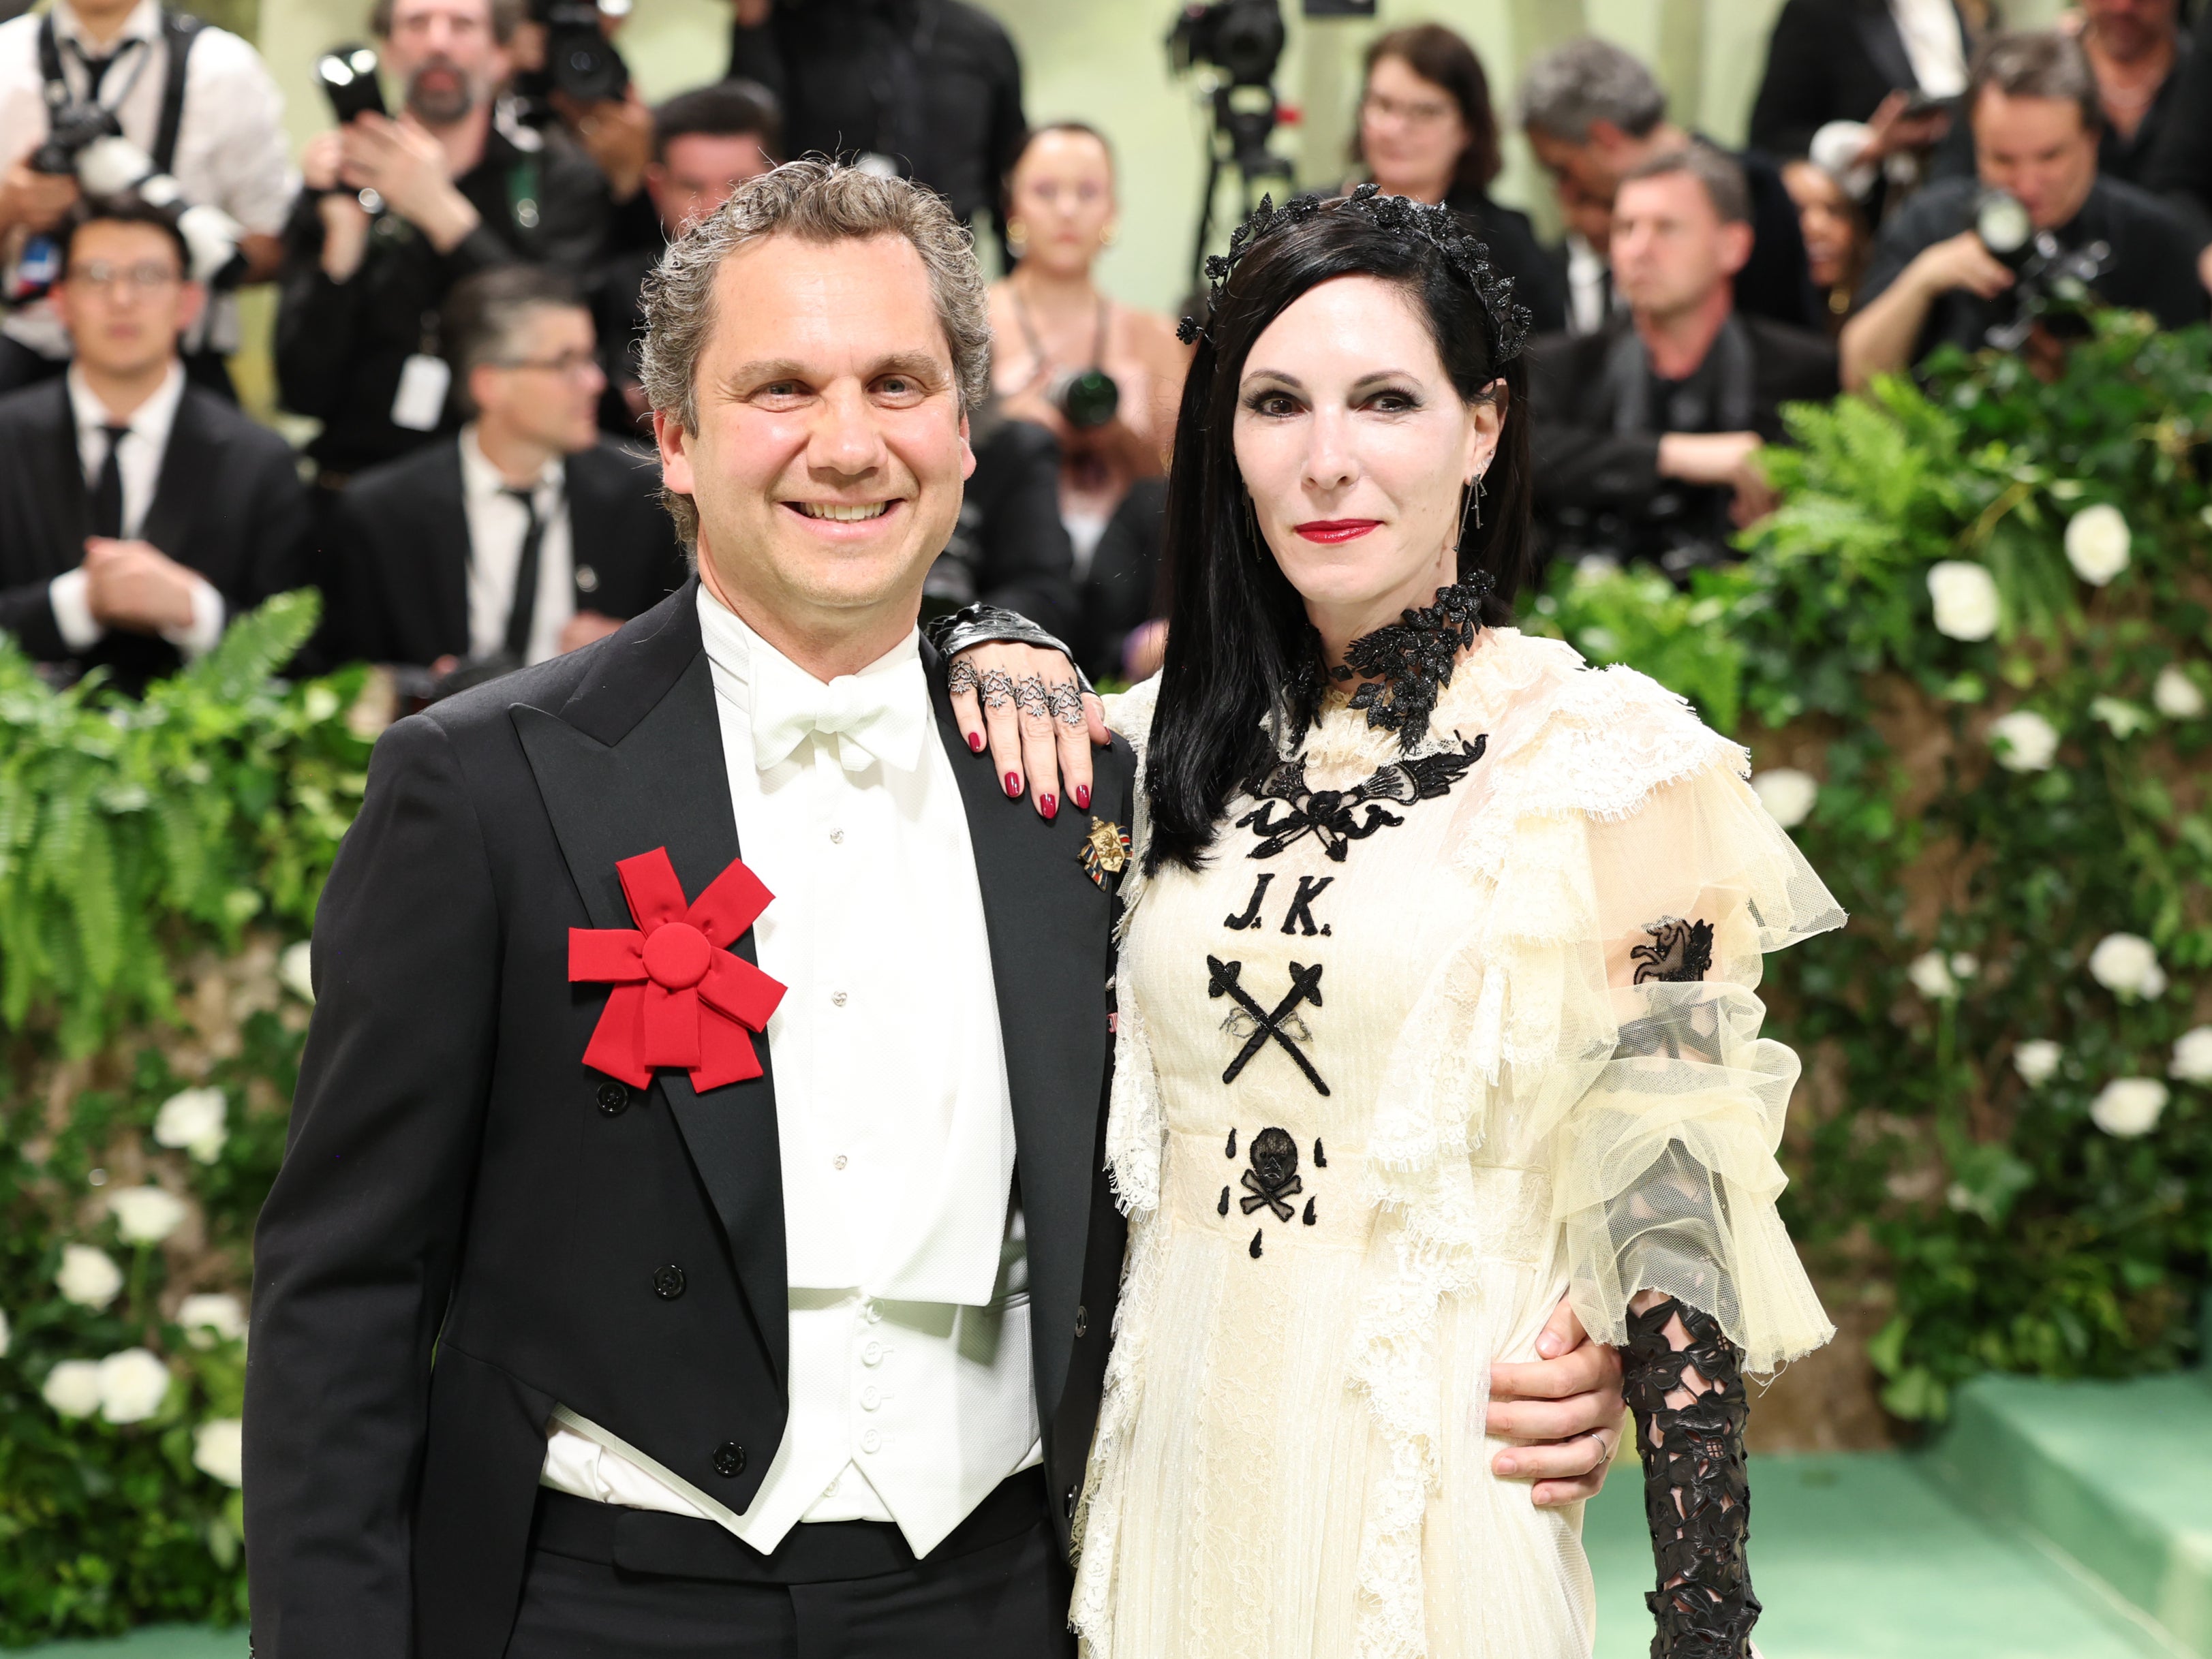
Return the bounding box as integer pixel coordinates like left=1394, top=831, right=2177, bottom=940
left=16, top=1450, right=2182, bottom=1658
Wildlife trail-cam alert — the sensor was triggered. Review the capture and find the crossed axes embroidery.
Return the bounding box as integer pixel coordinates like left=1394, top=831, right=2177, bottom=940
left=1206, top=955, right=1330, bottom=1096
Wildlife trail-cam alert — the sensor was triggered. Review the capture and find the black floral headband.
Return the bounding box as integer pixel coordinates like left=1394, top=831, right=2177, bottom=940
left=1177, top=183, right=1532, bottom=365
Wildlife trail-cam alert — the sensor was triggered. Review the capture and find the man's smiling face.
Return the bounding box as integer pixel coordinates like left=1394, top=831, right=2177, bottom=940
left=658, top=232, right=974, bottom=650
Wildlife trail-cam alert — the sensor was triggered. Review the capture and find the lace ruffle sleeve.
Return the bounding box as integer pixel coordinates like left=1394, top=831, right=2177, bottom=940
left=1554, top=757, right=1845, bottom=1375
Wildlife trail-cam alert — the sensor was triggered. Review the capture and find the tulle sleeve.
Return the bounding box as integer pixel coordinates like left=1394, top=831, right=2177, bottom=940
left=1552, top=759, right=1845, bottom=1376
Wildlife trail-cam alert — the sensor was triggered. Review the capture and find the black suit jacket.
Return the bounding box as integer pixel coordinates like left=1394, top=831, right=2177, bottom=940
left=0, top=377, right=312, bottom=690
left=243, top=581, right=1137, bottom=1657
left=1749, top=0, right=1971, bottom=159
left=321, top=435, right=691, bottom=668
left=1527, top=313, right=1838, bottom=567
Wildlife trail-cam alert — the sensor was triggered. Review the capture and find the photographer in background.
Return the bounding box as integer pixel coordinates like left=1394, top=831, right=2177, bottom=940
left=0, top=194, right=309, bottom=691
left=0, top=0, right=290, bottom=395
left=276, top=0, right=610, bottom=490
left=987, top=123, right=1186, bottom=606
left=592, top=78, right=778, bottom=436
left=1519, top=37, right=1822, bottom=331
left=1529, top=147, right=1837, bottom=582
left=1842, top=29, right=2204, bottom=390
left=320, top=265, right=683, bottom=683
left=726, top=0, right=1025, bottom=266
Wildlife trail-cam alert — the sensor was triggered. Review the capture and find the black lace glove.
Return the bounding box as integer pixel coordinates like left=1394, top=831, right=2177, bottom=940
left=922, top=604, right=1093, bottom=695
left=1624, top=1297, right=1760, bottom=1659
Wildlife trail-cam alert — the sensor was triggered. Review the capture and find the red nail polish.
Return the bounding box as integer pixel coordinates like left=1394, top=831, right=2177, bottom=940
left=1073, top=784, right=1090, bottom=811
left=1004, top=772, right=1021, bottom=797
left=1041, top=794, right=1058, bottom=820
left=967, top=730, right=984, bottom=752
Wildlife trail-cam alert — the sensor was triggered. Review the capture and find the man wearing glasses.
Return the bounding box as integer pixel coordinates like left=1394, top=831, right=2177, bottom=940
left=321, top=264, right=688, bottom=687
left=0, top=191, right=310, bottom=690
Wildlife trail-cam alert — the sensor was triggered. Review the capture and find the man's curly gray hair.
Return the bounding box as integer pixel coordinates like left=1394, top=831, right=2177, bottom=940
left=639, top=158, right=993, bottom=550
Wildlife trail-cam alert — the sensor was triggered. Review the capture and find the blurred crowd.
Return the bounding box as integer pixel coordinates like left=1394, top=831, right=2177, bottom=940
left=0, top=0, right=2207, bottom=696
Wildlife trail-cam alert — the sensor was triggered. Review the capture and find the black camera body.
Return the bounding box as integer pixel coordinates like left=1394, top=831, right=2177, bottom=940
left=32, top=99, right=121, bottom=175
left=315, top=44, right=388, bottom=125
left=1051, top=367, right=1120, bottom=431
left=1168, top=0, right=1284, bottom=88
left=534, top=0, right=628, bottom=104
left=1973, top=188, right=2111, bottom=350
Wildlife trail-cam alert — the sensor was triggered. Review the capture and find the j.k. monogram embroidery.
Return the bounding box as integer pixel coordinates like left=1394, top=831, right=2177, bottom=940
left=1237, top=735, right=1486, bottom=863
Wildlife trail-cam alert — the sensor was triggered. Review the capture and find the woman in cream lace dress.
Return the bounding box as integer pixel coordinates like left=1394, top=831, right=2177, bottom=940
left=1067, top=190, right=1843, bottom=1659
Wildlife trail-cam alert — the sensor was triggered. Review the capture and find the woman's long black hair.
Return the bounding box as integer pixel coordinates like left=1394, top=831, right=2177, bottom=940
left=1143, top=198, right=1532, bottom=875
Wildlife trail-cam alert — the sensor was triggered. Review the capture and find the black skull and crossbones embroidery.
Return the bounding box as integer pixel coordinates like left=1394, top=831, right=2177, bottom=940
left=1236, top=735, right=1487, bottom=863
left=1631, top=916, right=1715, bottom=984
left=1216, top=1127, right=1325, bottom=1256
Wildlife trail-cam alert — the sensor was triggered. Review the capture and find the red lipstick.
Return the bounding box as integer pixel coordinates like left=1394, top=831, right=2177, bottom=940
left=1294, top=519, right=1381, bottom=544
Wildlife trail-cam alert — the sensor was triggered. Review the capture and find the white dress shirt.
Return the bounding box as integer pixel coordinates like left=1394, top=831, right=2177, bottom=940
left=541, top=586, right=1040, bottom=1559
left=47, top=362, right=222, bottom=659
left=457, top=425, right=575, bottom=666
left=1565, top=233, right=1614, bottom=338
left=0, top=0, right=293, bottom=359
left=1891, top=0, right=1967, bottom=98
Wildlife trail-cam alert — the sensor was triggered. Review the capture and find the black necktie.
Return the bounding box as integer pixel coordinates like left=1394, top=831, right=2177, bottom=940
left=89, top=423, right=129, bottom=539
left=502, top=486, right=545, bottom=662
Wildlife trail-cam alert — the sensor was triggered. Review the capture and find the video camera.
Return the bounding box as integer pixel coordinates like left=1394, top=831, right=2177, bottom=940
left=1168, top=0, right=1284, bottom=88
left=1973, top=188, right=2111, bottom=352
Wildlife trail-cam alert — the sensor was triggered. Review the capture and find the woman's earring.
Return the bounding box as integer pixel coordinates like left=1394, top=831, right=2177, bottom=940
left=1100, top=221, right=1120, bottom=248
left=1007, top=217, right=1029, bottom=258
left=1470, top=471, right=1486, bottom=533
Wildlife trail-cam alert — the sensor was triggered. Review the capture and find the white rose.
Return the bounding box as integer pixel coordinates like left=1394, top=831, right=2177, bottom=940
left=176, top=1292, right=247, bottom=1347
left=153, top=1086, right=227, bottom=1164
left=192, top=1418, right=245, bottom=1487
left=1927, top=561, right=2001, bottom=640
left=2153, top=665, right=2206, bottom=720
left=2063, top=503, right=2132, bottom=585
left=56, top=1243, right=123, bottom=1309
left=1988, top=709, right=2060, bottom=773
left=108, top=1185, right=188, bottom=1246
left=1908, top=950, right=1958, bottom=1000
left=2089, top=1077, right=2168, bottom=1138
left=95, top=1347, right=172, bottom=1424
left=279, top=940, right=315, bottom=1003
left=2087, top=932, right=2166, bottom=999
left=1751, top=768, right=1818, bottom=829
left=2014, top=1039, right=2062, bottom=1085
left=2171, top=1025, right=2212, bottom=1084
left=1950, top=953, right=1979, bottom=980
left=42, top=1359, right=102, bottom=1418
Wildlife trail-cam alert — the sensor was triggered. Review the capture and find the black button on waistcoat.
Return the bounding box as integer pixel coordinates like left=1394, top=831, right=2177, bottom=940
left=653, top=1265, right=686, bottom=1299
left=1074, top=1304, right=1088, bottom=1339
left=597, top=1081, right=629, bottom=1115
left=713, top=1442, right=747, bottom=1477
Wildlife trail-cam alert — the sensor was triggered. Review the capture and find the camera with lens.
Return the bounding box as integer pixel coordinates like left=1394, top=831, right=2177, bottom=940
left=531, top=0, right=629, bottom=106
left=1973, top=187, right=2111, bottom=351
left=1167, top=0, right=1285, bottom=88
left=31, top=100, right=121, bottom=176
left=1049, top=367, right=1120, bottom=432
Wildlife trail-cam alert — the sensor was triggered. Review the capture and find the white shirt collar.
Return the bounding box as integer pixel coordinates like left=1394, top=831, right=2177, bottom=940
left=458, top=422, right=564, bottom=507
left=68, top=360, right=185, bottom=448
left=695, top=582, right=929, bottom=773
left=52, top=0, right=163, bottom=52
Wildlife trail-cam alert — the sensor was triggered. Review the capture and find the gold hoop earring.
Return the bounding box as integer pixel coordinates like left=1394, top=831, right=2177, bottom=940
left=1100, top=221, right=1119, bottom=248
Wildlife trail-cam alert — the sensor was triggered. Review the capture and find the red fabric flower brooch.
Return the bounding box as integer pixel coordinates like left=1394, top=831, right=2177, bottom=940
left=569, top=847, right=786, bottom=1090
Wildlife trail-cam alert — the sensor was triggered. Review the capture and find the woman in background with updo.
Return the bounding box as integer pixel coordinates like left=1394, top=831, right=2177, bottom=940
left=1351, top=22, right=1569, bottom=335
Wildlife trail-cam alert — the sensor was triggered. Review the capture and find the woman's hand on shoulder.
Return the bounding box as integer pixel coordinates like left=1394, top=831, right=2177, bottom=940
left=949, top=642, right=1109, bottom=821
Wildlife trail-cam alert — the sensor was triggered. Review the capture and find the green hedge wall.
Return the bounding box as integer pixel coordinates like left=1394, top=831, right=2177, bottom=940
left=1, top=315, right=2208, bottom=1639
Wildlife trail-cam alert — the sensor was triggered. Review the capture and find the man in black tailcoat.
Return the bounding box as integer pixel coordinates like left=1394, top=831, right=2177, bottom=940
left=243, top=159, right=1625, bottom=1658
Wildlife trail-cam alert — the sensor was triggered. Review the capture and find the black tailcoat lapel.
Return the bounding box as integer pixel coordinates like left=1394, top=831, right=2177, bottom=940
left=925, top=640, right=1113, bottom=1427
left=27, top=379, right=91, bottom=564
left=423, top=441, right=474, bottom=660
left=510, top=583, right=789, bottom=1392
left=139, top=388, right=224, bottom=560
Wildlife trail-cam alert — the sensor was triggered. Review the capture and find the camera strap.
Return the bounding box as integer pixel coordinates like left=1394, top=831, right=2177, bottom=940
left=35, top=9, right=201, bottom=175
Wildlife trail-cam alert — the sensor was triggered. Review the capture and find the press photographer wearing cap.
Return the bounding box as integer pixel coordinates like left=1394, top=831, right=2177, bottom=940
left=1530, top=147, right=1838, bottom=580
left=276, top=0, right=611, bottom=486
left=0, top=194, right=309, bottom=691
left=321, top=264, right=685, bottom=681
left=1842, top=29, right=2205, bottom=390
left=0, top=0, right=289, bottom=394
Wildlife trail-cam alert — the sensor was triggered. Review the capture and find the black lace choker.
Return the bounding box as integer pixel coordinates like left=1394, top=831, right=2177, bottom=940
left=1304, top=574, right=1491, bottom=749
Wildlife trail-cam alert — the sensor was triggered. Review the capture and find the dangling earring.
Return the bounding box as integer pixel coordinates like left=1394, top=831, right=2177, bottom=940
left=1100, top=220, right=1119, bottom=248
left=1469, top=471, right=1486, bottom=534
left=1243, top=491, right=1263, bottom=553
left=1007, top=217, right=1029, bottom=259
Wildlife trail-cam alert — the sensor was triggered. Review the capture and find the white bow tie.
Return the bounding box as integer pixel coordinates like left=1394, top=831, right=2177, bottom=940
left=749, top=649, right=929, bottom=774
